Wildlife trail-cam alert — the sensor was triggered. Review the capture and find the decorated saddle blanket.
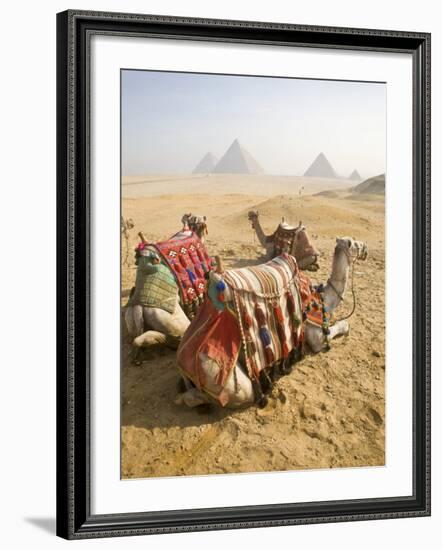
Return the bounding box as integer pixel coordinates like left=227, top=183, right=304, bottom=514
left=177, top=299, right=241, bottom=406
left=270, top=224, right=318, bottom=262
left=295, top=270, right=328, bottom=329
left=270, top=223, right=300, bottom=256
left=177, top=254, right=305, bottom=405
left=221, top=254, right=304, bottom=379
left=151, top=232, right=213, bottom=310
left=128, top=257, right=178, bottom=314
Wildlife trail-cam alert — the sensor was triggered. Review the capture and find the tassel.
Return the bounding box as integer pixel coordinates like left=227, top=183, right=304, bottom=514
left=264, top=346, right=275, bottom=365
left=249, top=356, right=259, bottom=379
left=175, top=263, right=184, bottom=274
left=216, top=280, right=226, bottom=292
left=246, top=339, right=257, bottom=355
left=179, top=255, right=188, bottom=268
left=260, top=369, right=273, bottom=394
left=255, top=305, right=267, bottom=326
left=243, top=312, right=253, bottom=328
left=282, top=341, right=290, bottom=358
left=273, top=304, right=284, bottom=324
left=275, top=321, right=286, bottom=343
left=218, top=293, right=225, bottom=302
left=197, top=249, right=205, bottom=262
left=186, top=269, right=197, bottom=283
left=201, top=262, right=208, bottom=273
left=195, top=266, right=204, bottom=278
left=259, top=326, right=271, bottom=347
left=286, top=291, right=296, bottom=315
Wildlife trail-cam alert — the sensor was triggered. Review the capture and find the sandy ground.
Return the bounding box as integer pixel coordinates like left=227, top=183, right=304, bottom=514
left=121, top=175, right=385, bottom=479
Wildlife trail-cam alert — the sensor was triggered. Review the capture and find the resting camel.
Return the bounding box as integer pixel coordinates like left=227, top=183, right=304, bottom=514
left=248, top=210, right=319, bottom=271
left=176, top=237, right=368, bottom=409
left=124, top=214, right=211, bottom=363
left=181, top=213, right=208, bottom=242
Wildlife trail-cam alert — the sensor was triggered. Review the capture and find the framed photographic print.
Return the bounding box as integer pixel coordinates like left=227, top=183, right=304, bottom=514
left=56, top=10, right=431, bottom=539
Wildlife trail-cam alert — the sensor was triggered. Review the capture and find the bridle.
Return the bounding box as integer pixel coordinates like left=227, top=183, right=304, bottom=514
left=329, top=241, right=367, bottom=323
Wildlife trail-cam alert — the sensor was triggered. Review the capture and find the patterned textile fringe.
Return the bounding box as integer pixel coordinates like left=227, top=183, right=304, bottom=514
left=223, top=254, right=304, bottom=386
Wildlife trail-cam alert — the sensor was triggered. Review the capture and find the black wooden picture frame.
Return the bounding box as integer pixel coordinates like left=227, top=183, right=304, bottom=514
left=56, top=10, right=431, bottom=540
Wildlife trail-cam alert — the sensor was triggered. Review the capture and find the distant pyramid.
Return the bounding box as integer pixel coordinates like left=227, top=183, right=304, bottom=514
left=304, top=152, right=337, bottom=178
left=212, top=139, right=263, bottom=174
left=193, top=152, right=218, bottom=174
left=348, top=169, right=362, bottom=181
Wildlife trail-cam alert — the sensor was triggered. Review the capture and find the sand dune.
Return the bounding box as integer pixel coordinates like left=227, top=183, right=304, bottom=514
left=121, top=175, right=385, bottom=479
left=123, top=173, right=353, bottom=198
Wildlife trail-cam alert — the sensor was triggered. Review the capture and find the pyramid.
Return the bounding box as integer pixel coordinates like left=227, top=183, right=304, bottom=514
left=304, top=152, right=337, bottom=178
left=212, top=139, right=263, bottom=174
left=348, top=169, right=362, bottom=181
left=193, top=152, right=218, bottom=174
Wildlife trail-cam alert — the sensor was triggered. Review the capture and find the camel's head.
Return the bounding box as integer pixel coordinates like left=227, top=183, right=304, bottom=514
left=247, top=210, right=259, bottom=228
left=290, top=223, right=320, bottom=271
left=335, top=237, right=369, bottom=262
left=273, top=221, right=320, bottom=271
left=181, top=213, right=208, bottom=240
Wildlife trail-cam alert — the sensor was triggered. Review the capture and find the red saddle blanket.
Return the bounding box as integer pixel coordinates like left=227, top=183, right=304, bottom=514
left=177, top=299, right=241, bottom=406
left=151, top=232, right=213, bottom=308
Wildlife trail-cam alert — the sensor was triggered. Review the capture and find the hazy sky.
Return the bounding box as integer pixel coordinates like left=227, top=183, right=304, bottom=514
left=122, top=70, right=386, bottom=178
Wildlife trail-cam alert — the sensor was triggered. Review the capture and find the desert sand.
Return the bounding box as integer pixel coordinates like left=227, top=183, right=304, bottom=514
left=121, top=175, right=385, bottom=479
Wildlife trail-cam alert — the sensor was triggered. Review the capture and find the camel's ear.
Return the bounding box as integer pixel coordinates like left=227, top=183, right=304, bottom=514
left=203, top=216, right=207, bottom=221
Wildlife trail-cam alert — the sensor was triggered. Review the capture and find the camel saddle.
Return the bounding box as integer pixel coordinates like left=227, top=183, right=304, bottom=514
left=269, top=223, right=318, bottom=264
left=150, top=232, right=213, bottom=312
left=177, top=253, right=305, bottom=405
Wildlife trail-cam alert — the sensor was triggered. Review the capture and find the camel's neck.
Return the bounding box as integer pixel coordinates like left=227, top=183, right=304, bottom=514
left=195, top=229, right=205, bottom=243
left=252, top=218, right=268, bottom=248
left=323, top=247, right=350, bottom=312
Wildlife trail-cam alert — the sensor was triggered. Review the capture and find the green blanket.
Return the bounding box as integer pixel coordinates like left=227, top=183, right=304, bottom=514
left=128, top=257, right=178, bottom=314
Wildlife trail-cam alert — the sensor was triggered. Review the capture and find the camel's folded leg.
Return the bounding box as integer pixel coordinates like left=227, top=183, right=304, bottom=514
left=328, top=320, right=349, bottom=341
left=174, top=388, right=209, bottom=407
left=125, top=305, right=144, bottom=338
left=131, top=330, right=165, bottom=365
left=133, top=330, right=167, bottom=348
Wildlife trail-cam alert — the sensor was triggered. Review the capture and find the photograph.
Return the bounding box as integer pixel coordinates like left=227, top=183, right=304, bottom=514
left=120, top=69, right=386, bottom=479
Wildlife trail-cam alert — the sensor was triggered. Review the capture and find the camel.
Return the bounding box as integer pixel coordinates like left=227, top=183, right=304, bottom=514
left=248, top=210, right=319, bottom=271
left=124, top=214, right=212, bottom=363
left=124, top=247, right=190, bottom=359
left=176, top=237, right=368, bottom=409
left=181, top=213, right=208, bottom=242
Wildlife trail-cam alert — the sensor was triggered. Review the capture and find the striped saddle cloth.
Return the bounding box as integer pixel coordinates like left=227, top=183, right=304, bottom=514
left=221, top=253, right=304, bottom=379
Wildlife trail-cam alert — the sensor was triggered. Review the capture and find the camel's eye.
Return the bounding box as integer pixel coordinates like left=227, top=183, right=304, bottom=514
left=347, top=240, right=352, bottom=248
